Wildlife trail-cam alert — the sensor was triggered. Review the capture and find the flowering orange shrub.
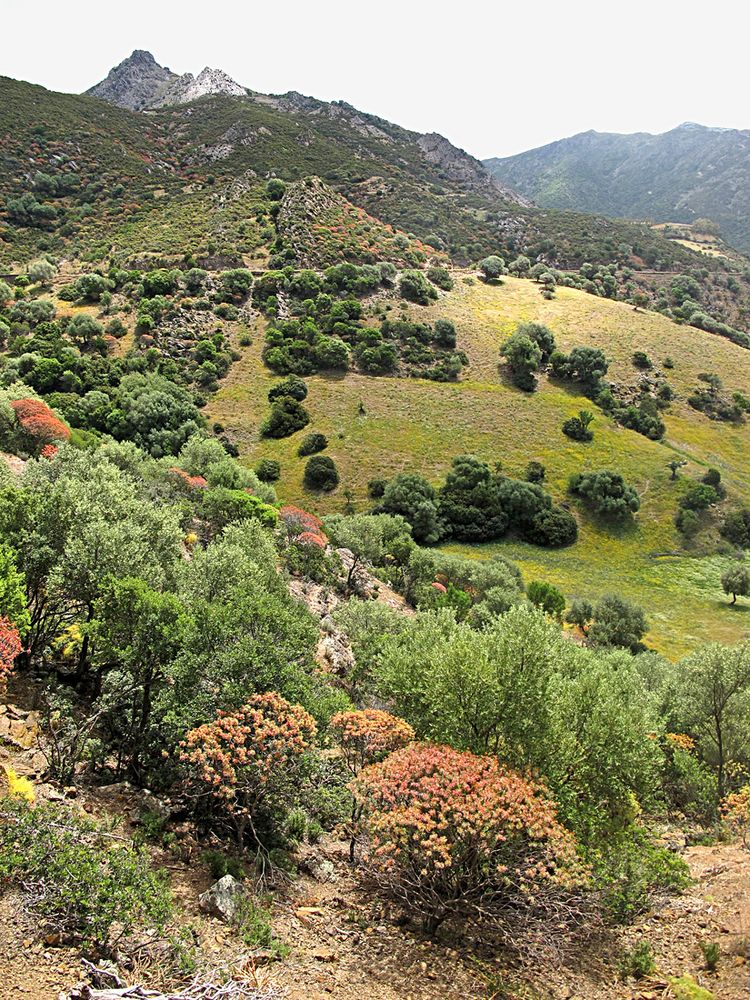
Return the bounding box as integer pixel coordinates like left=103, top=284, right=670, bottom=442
left=296, top=530, right=327, bottom=548
left=355, top=743, right=584, bottom=934
left=331, top=710, right=414, bottom=777
left=665, top=732, right=696, bottom=753
left=168, top=467, right=208, bottom=490
left=722, top=785, right=750, bottom=848
left=40, top=443, right=58, bottom=460
left=0, top=617, right=22, bottom=684
left=180, top=692, right=316, bottom=847
left=279, top=505, right=328, bottom=546
left=11, top=398, right=70, bottom=451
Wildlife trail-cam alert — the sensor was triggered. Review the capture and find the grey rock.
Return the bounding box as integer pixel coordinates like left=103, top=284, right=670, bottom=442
left=87, top=50, right=178, bottom=111
left=198, top=874, right=245, bottom=922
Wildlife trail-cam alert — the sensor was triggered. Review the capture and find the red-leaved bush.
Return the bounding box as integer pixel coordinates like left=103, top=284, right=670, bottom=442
left=354, top=743, right=585, bottom=936
left=180, top=692, right=317, bottom=847
left=279, top=505, right=328, bottom=546
left=296, top=530, right=327, bottom=548
left=0, top=617, right=23, bottom=685
left=11, top=398, right=71, bottom=451
left=40, top=443, right=58, bottom=460
left=168, top=467, right=208, bottom=490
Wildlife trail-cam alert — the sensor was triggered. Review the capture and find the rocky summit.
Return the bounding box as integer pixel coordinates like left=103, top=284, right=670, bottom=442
left=86, top=50, right=245, bottom=111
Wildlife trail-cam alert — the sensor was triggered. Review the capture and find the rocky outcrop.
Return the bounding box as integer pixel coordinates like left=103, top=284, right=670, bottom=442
left=86, top=50, right=178, bottom=111
left=150, top=67, right=247, bottom=108
left=417, top=132, right=532, bottom=206
left=87, top=52, right=246, bottom=111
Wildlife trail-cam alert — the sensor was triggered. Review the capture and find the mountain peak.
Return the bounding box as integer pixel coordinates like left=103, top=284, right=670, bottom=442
left=87, top=54, right=246, bottom=110
left=87, top=51, right=177, bottom=111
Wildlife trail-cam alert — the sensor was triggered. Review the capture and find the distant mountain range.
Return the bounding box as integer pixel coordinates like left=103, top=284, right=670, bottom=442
left=484, top=123, right=750, bottom=253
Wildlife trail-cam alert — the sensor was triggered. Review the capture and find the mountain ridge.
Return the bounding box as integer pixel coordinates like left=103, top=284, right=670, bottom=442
left=485, top=122, right=750, bottom=252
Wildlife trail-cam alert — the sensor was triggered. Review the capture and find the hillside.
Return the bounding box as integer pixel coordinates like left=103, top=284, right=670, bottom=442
left=1, top=66, right=740, bottom=287
left=208, top=274, right=750, bottom=657
left=485, top=122, right=750, bottom=254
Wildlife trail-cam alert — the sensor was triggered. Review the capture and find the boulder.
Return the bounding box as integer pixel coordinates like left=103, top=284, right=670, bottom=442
left=198, top=874, right=245, bottom=922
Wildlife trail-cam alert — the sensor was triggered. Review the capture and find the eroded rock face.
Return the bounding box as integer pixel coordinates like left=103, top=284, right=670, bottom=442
left=417, top=132, right=532, bottom=205
left=86, top=50, right=178, bottom=111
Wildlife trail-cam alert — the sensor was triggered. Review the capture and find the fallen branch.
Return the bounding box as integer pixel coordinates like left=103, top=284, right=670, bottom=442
left=70, top=960, right=286, bottom=1000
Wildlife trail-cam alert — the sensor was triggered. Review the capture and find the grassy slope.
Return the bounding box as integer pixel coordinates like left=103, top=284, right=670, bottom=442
left=209, top=275, right=750, bottom=657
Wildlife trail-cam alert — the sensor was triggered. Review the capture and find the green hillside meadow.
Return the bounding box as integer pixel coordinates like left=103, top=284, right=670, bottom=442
left=208, top=274, right=750, bottom=656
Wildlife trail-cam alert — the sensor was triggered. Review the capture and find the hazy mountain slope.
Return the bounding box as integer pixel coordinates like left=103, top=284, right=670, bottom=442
left=485, top=123, right=750, bottom=252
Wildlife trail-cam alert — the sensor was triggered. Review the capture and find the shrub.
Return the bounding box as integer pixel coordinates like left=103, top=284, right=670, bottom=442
left=426, top=266, right=453, bottom=291
left=700, top=940, right=721, bottom=972
left=592, top=827, right=691, bottom=924
left=378, top=472, right=441, bottom=544
left=201, top=849, right=246, bottom=882
left=525, top=461, right=545, bottom=484
left=722, top=785, right=750, bottom=846
left=303, top=455, right=340, bottom=492
left=569, top=470, right=640, bottom=518
left=562, top=409, right=595, bottom=442
left=180, top=692, right=317, bottom=848
left=619, top=941, right=656, bottom=979
left=632, top=351, right=653, bottom=370
left=368, top=478, right=387, bottom=499
left=268, top=375, right=308, bottom=403
left=399, top=269, right=438, bottom=305
left=0, top=618, right=22, bottom=684
left=261, top=396, right=310, bottom=438
left=331, top=710, right=414, bottom=777
left=721, top=508, right=750, bottom=549
left=527, top=580, right=566, bottom=618
left=255, top=458, right=281, bottom=483
left=355, top=743, right=582, bottom=935
left=10, top=398, right=70, bottom=452
left=527, top=507, right=578, bottom=547
left=0, top=797, right=171, bottom=950
left=500, top=332, right=541, bottom=391
left=331, top=709, right=414, bottom=860
left=298, top=432, right=328, bottom=457
left=566, top=599, right=593, bottom=634
left=680, top=482, right=717, bottom=512
left=589, top=594, right=647, bottom=651
left=478, top=255, right=505, bottom=281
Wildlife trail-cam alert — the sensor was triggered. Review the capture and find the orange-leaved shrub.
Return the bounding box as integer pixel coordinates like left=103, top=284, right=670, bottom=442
left=331, top=709, right=414, bottom=777
left=354, top=742, right=585, bottom=935
left=279, top=505, right=328, bottom=546
left=722, top=785, right=750, bottom=848
left=0, top=617, right=23, bottom=686
left=10, top=398, right=70, bottom=452
left=331, top=709, right=415, bottom=861
left=180, top=692, right=316, bottom=849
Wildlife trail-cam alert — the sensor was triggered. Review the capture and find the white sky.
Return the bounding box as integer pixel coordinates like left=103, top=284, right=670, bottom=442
left=2, top=0, right=748, bottom=159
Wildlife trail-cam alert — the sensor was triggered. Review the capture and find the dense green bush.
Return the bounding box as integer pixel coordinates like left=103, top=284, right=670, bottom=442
left=569, top=470, right=640, bottom=518
left=0, top=797, right=172, bottom=950
left=261, top=396, right=310, bottom=438
left=399, top=269, right=438, bottom=305
left=298, top=432, right=328, bottom=456
left=303, top=455, right=340, bottom=491
left=255, top=458, right=281, bottom=483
